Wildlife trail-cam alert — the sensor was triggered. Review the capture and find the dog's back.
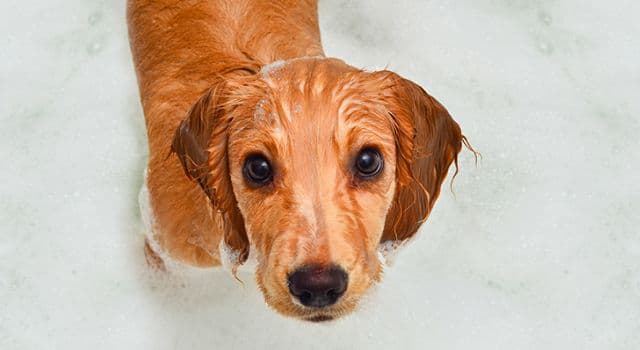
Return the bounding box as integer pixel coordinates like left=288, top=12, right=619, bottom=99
left=128, top=0, right=323, bottom=105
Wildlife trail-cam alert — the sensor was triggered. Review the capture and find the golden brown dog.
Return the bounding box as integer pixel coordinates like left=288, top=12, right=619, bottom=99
left=128, top=0, right=469, bottom=321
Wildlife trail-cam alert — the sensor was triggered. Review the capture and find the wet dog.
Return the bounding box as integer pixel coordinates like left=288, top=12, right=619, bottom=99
left=128, top=0, right=469, bottom=321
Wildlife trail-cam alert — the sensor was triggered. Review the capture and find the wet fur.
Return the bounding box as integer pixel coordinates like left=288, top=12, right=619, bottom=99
left=128, top=0, right=467, bottom=320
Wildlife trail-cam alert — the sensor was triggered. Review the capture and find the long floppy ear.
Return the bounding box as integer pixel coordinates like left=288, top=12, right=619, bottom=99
left=381, top=74, right=466, bottom=245
left=171, top=84, right=249, bottom=267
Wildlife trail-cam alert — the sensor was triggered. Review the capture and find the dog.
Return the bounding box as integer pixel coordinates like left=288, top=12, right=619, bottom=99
left=128, top=0, right=470, bottom=322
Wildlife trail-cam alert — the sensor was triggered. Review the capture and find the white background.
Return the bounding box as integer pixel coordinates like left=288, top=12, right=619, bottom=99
left=1, top=0, right=639, bottom=349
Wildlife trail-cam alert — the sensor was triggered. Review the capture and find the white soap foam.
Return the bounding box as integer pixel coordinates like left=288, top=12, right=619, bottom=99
left=1, top=0, right=639, bottom=349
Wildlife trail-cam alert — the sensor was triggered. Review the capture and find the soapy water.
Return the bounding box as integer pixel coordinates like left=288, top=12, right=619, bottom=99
left=1, top=0, right=639, bottom=349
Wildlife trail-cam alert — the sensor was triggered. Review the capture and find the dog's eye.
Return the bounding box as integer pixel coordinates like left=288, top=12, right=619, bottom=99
left=243, top=154, right=273, bottom=186
left=354, top=147, right=384, bottom=179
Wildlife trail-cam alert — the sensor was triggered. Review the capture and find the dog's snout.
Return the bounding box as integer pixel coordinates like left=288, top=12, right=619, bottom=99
left=288, top=265, right=348, bottom=308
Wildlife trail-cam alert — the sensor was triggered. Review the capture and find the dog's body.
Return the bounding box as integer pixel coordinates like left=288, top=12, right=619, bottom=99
left=128, top=0, right=467, bottom=321
left=129, top=0, right=323, bottom=267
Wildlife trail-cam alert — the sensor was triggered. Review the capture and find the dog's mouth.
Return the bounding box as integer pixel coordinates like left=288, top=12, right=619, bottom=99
left=291, top=300, right=341, bottom=323
left=305, top=314, right=335, bottom=323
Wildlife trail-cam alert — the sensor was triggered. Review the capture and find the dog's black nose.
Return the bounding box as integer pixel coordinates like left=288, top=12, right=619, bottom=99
left=288, top=265, right=348, bottom=308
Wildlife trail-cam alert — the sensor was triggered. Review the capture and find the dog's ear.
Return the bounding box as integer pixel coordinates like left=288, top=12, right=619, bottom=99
left=171, top=84, right=249, bottom=269
left=381, top=73, right=465, bottom=245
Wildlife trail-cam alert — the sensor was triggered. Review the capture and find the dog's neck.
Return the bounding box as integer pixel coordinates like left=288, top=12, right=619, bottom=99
left=259, top=56, right=327, bottom=78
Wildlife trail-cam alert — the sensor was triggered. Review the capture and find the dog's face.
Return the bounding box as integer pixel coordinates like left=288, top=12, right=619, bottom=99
left=172, top=58, right=464, bottom=321
left=227, top=59, right=398, bottom=320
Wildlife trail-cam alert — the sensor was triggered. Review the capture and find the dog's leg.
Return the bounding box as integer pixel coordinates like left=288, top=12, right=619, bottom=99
left=144, top=238, right=166, bottom=271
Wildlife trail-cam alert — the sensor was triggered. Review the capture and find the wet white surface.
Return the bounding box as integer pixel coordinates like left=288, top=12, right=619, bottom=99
left=1, top=0, right=639, bottom=349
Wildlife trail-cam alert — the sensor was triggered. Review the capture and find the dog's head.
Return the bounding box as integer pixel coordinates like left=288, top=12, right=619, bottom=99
left=172, top=58, right=464, bottom=321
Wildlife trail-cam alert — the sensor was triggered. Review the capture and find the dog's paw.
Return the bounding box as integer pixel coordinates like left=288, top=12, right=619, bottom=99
left=144, top=238, right=166, bottom=271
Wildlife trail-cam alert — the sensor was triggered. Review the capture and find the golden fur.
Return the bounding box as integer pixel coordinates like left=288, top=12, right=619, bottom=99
left=128, top=0, right=468, bottom=321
